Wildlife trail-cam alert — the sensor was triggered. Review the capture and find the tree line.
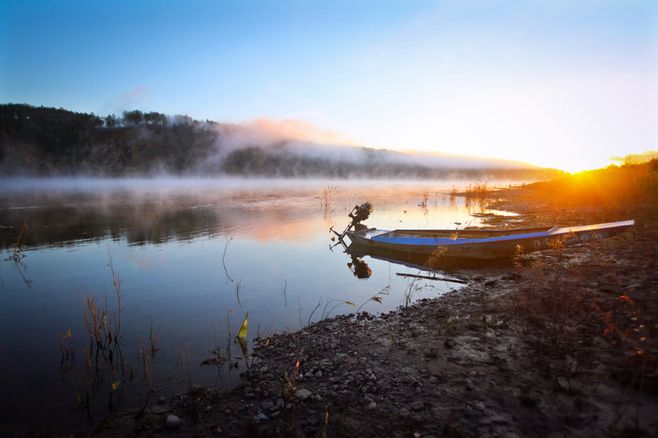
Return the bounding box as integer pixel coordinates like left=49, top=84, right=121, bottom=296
left=0, top=103, right=564, bottom=179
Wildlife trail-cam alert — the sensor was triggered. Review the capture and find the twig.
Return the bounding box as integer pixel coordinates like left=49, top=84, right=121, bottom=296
left=281, top=280, right=288, bottom=306
left=221, top=238, right=234, bottom=282
left=395, top=272, right=468, bottom=284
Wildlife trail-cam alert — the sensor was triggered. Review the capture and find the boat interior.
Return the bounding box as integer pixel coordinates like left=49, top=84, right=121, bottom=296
left=379, top=226, right=553, bottom=239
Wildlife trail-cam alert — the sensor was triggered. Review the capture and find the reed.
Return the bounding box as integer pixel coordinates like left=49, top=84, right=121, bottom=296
left=418, top=187, right=430, bottom=209
left=148, top=317, right=159, bottom=356
left=221, top=237, right=234, bottom=282
left=320, top=298, right=355, bottom=319
left=281, top=280, right=288, bottom=306
left=355, top=286, right=391, bottom=314
left=7, top=223, right=32, bottom=287
left=179, top=344, right=193, bottom=390
left=57, top=249, right=130, bottom=423
left=320, top=184, right=338, bottom=219
left=464, top=181, right=491, bottom=198
left=402, top=277, right=423, bottom=307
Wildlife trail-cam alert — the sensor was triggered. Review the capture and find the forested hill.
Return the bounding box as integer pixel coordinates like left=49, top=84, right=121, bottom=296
left=0, top=104, right=562, bottom=179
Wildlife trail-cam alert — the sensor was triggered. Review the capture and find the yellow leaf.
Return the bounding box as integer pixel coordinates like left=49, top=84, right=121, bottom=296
left=237, top=313, right=248, bottom=339
left=344, top=301, right=355, bottom=306
left=111, top=381, right=121, bottom=391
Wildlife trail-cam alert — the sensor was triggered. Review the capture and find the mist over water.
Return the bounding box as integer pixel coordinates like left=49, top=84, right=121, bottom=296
left=0, top=177, right=517, bottom=431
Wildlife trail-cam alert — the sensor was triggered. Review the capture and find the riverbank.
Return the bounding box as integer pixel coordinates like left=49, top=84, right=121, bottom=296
left=92, top=164, right=657, bottom=437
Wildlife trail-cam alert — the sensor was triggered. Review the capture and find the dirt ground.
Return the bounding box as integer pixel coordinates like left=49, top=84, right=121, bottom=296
left=91, top=187, right=658, bottom=437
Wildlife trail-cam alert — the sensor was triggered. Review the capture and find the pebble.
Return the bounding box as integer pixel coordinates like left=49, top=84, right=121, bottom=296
left=261, top=401, right=274, bottom=410
left=474, top=401, right=486, bottom=411
left=366, top=401, right=377, bottom=410
left=254, top=413, right=268, bottom=422
left=150, top=405, right=170, bottom=415
left=165, top=414, right=181, bottom=429
left=295, top=388, right=312, bottom=400
left=556, top=377, right=570, bottom=391
left=409, top=400, right=424, bottom=411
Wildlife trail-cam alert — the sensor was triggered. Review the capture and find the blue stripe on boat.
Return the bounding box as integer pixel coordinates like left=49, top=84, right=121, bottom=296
left=372, top=230, right=551, bottom=246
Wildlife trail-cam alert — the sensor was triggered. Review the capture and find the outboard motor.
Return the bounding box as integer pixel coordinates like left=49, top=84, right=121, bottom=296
left=348, top=202, right=373, bottom=231
left=331, top=202, right=373, bottom=241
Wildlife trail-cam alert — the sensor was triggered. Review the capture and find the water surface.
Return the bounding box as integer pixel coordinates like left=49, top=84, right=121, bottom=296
left=0, top=178, right=516, bottom=432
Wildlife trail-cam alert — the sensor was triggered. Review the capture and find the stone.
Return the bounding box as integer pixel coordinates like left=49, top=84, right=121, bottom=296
left=474, top=401, right=486, bottom=411
left=150, top=405, right=170, bottom=415
left=557, top=377, right=570, bottom=391
left=261, top=401, right=274, bottom=410
left=165, top=414, right=181, bottom=429
left=295, top=388, right=312, bottom=400
left=254, top=413, right=268, bottom=422
left=366, top=401, right=377, bottom=410
left=409, top=400, right=424, bottom=411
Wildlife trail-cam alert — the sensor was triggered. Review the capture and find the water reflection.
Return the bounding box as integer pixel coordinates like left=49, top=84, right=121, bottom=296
left=347, top=254, right=372, bottom=279
left=345, top=241, right=515, bottom=274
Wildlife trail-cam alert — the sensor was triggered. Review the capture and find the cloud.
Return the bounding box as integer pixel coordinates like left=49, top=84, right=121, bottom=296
left=101, top=85, right=150, bottom=115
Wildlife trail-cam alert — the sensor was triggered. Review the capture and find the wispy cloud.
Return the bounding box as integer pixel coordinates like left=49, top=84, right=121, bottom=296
left=101, top=85, right=150, bottom=114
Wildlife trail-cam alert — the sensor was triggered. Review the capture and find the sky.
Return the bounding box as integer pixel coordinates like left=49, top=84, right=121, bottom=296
left=1, top=0, right=657, bottom=172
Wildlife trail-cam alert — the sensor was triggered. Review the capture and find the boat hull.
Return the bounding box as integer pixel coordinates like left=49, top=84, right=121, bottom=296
left=346, top=220, right=634, bottom=260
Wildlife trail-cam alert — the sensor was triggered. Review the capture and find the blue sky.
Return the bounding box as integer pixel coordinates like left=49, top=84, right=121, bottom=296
left=2, top=0, right=657, bottom=170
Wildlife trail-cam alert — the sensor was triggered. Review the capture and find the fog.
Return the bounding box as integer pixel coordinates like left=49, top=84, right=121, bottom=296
left=210, top=117, right=533, bottom=171
left=0, top=176, right=508, bottom=195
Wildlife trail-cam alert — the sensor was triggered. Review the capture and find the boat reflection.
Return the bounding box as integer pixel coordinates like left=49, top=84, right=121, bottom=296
left=344, top=241, right=514, bottom=277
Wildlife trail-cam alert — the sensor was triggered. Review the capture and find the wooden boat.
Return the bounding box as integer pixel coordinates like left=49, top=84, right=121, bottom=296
left=345, top=220, right=634, bottom=260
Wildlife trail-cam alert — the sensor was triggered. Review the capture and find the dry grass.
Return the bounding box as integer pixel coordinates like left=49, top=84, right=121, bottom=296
left=501, top=160, right=658, bottom=397
left=464, top=182, right=491, bottom=199
left=515, top=159, right=658, bottom=226
left=320, top=184, right=338, bottom=220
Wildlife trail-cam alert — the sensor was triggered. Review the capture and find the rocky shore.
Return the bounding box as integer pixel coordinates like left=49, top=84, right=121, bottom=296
left=93, top=187, right=658, bottom=437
